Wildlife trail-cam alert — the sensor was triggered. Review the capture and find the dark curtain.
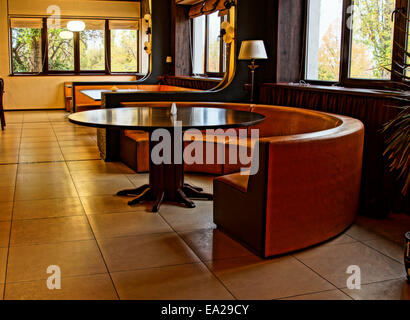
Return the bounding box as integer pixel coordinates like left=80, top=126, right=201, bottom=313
left=259, top=83, right=409, bottom=218
left=158, top=76, right=220, bottom=91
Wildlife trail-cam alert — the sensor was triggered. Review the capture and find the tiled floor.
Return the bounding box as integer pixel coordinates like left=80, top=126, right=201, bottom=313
left=0, top=110, right=409, bottom=300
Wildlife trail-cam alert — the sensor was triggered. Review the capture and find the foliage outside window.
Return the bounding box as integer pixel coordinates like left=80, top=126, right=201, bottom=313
left=110, top=20, right=139, bottom=73
left=11, top=18, right=43, bottom=73
left=305, top=0, right=406, bottom=86
left=192, top=12, right=226, bottom=77
left=10, top=18, right=140, bottom=75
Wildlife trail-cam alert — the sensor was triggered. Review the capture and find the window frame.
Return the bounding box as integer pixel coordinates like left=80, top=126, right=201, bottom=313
left=303, top=0, right=409, bottom=88
left=10, top=17, right=141, bottom=76
left=191, top=13, right=226, bottom=78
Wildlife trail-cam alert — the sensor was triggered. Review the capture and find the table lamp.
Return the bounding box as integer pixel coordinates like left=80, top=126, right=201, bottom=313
left=238, top=40, right=268, bottom=102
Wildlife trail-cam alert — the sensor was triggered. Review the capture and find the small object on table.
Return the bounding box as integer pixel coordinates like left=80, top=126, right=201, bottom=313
left=111, top=86, right=118, bottom=92
left=170, top=103, right=177, bottom=115
left=405, top=232, right=410, bottom=283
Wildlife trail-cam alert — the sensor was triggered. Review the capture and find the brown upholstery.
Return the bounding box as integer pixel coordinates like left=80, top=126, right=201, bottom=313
left=214, top=111, right=364, bottom=258
left=0, top=78, right=5, bottom=130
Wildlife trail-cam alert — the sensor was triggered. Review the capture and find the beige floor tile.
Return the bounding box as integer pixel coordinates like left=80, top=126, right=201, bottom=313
left=17, top=161, right=68, bottom=174
left=0, top=202, right=13, bottom=221
left=0, top=222, right=11, bottom=247
left=0, top=173, right=17, bottom=188
left=281, top=289, right=352, bottom=300
left=126, top=173, right=149, bottom=187
left=19, top=147, right=62, bottom=155
left=160, top=201, right=215, bottom=232
left=342, top=279, right=410, bottom=300
left=62, top=152, right=101, bottom=161
left=180, top=229, right=254, bottom=262
left=98, top=233, right=199, bottom=272
left=10, top=216, right=93, bottom=246
left=88, top=211, right=172, bottom=239
left=0, top=155, right=19, bottom=164
left=185, top=174, right=214, bottom=194
left=13, top=198, right=84, bottom=220
left=363, top=238, right=405, bottom=264
left=206, top=255, right=335, bottom=300
left=67, top=160, right=132, bottom=174
left=346, top=224, right=385, bottom=241
left=14, top=181, right=77, bottom=201
left=7, top=240, right=106, bottom=282
left=0, top=164, right=17, bottom=175
left=5, top=274, right=117, bottom=300
left=80, top=195, right=151, bottom=215
left=74, top=177, right=134, bottom=197
left=294, top=242, right=405, bottom=288
left=0, top=248, right=7, bottom=284
left=19, top=153, right=65, bottom=163
left=112, top=263, right=233, bottom=300
left=20, top=136, right=57, bottom=143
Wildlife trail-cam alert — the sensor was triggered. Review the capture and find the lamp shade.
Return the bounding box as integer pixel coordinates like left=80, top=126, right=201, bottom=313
left=67, top=20, right=85, bottom=32
left=238, top=40, right=268, bottom=60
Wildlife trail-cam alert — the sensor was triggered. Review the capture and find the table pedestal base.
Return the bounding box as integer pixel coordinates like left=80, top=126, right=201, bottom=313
left=117, top=183, right=212, bottom=213
left=117, top=131, right=213, bottom=213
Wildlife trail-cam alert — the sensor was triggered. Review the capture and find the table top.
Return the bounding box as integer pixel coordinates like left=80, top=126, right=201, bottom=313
left=68, top=106, right=265, bottom=131
left=80, top=89, right=141, bottom=101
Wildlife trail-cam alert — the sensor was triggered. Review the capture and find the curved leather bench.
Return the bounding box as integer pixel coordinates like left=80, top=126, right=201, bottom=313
left=118, top=101, right=364, bottom=258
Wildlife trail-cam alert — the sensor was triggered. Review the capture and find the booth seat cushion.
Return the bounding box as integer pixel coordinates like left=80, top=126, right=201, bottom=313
left=215, top=172, right=250, bottom=193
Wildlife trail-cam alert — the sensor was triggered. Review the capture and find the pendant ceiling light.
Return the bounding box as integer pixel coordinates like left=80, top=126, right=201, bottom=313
left=67, top=20, right=85, bottom=32
left=59, top=30, right=73, bottom=39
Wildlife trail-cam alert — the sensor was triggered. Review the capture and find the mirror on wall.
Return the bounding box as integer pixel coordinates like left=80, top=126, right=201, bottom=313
left=167, top=0, right=236, bottom=91
left=8, top=0, right=149, bottom=79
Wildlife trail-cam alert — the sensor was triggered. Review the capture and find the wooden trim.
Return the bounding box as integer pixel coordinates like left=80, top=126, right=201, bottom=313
left=305, top=0, right=410, bottom=88
left=10, top=17, right=141, bottom=76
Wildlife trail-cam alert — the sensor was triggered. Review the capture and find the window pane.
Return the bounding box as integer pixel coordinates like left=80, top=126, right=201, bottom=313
left=80, top=21, right=105, bottom=71
left=193, top=15, right=205, bottom=75
left=11, top=27, right=42, bottom=73
left=305, top=0, right=343, bottom=81
left=48, top=21, right=74, bottom=71
left=111, top=29, right=138, bottom=72
left=349, top=0, right=395, bottom=79
left=207, top=12, right=221, bottom=73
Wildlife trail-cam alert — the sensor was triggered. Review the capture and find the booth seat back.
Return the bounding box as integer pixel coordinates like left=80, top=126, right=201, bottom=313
left=250, top=105, right=342, bottom=137
left=249, top=116, right=364, bottom=256
left=75, top=84, right=138, bottom=107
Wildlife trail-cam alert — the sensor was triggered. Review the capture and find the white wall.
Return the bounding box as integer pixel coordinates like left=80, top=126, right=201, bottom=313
left=0, top=0, right=138, bottom=109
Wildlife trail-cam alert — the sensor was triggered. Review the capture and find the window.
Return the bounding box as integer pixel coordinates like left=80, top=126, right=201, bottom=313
left=110, top=20, right=139, bottom=73
left=10, top=18, right=141, bottom=75
left=48, top=20, right=74, bottom=71
left=80, top=20, right=106, bottom=71
left=304, top=0, right=409, bottom=86
left=305, top=0, right=343, bottom=81
left=192, top=12, right=226, bottom=77
left=10, top=18, right=43, bottom=73
left=193, top=15, right=206, bottom=75
left=349, top=0, right=395, bottom=79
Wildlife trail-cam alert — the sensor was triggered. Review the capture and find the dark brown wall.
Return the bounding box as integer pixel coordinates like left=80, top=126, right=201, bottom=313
left=276, top=0, right=305, bottom=82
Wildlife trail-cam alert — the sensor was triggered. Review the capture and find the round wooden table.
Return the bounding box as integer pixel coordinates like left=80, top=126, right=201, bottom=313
left=69, top=107, right=265, bottom=212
